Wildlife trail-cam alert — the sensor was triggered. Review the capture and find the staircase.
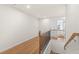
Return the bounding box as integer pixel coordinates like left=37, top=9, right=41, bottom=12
left=44, top=33, right=79, bottom=54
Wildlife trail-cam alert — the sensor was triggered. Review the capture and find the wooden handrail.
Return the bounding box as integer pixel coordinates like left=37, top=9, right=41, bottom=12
left=64, top=33, right=79, bottom=50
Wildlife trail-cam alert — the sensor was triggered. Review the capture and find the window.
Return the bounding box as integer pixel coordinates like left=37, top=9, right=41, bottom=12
left=57, top=20, right=64, bottom=30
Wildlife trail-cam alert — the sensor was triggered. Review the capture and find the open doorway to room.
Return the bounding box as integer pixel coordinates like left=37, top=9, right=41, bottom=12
left=50, top=17, right=66, bottom=41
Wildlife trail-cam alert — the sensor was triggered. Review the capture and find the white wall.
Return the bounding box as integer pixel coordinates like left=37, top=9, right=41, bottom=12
left=39, top=18, right=51, bottom=34
left=0, top=5, right=39, bottom=52
left=66, top=5, right=79, bottom=39
left=65, top=5, right=79, bottom=52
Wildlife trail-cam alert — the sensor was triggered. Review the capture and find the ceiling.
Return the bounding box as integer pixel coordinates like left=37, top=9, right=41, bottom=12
left=13, top=4, right=66, bottom=18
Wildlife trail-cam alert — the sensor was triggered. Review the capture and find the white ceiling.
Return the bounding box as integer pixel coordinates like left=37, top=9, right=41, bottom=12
left=13, top=4, right=66, bottom=18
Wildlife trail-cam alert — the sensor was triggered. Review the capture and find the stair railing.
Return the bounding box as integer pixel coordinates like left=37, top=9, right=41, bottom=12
left=64, top=33, right=79, bottom=50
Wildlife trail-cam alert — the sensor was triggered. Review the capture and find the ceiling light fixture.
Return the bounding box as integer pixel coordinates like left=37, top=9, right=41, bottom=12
left=26, top=5, right=31, bottom=9
left=42, top=18, right=50, bottom=24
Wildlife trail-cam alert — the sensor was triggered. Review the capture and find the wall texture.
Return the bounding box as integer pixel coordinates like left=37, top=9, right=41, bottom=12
left=66, top=5, right=79, bottom=40
left=39, top=19, right=51, bottom=33
left=0, top=5, right=39, bottom=52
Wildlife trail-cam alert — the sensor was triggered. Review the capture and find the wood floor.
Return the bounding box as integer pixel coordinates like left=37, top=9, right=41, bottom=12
left=1, top=31, right=50, bottom=54
left=1, top=36, right=39, bottom=54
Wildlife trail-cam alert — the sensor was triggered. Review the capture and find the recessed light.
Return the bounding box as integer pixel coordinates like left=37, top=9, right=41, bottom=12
left=26, top=5, right=30, bottom=9
left=42, top=18, right=50, bottom=24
